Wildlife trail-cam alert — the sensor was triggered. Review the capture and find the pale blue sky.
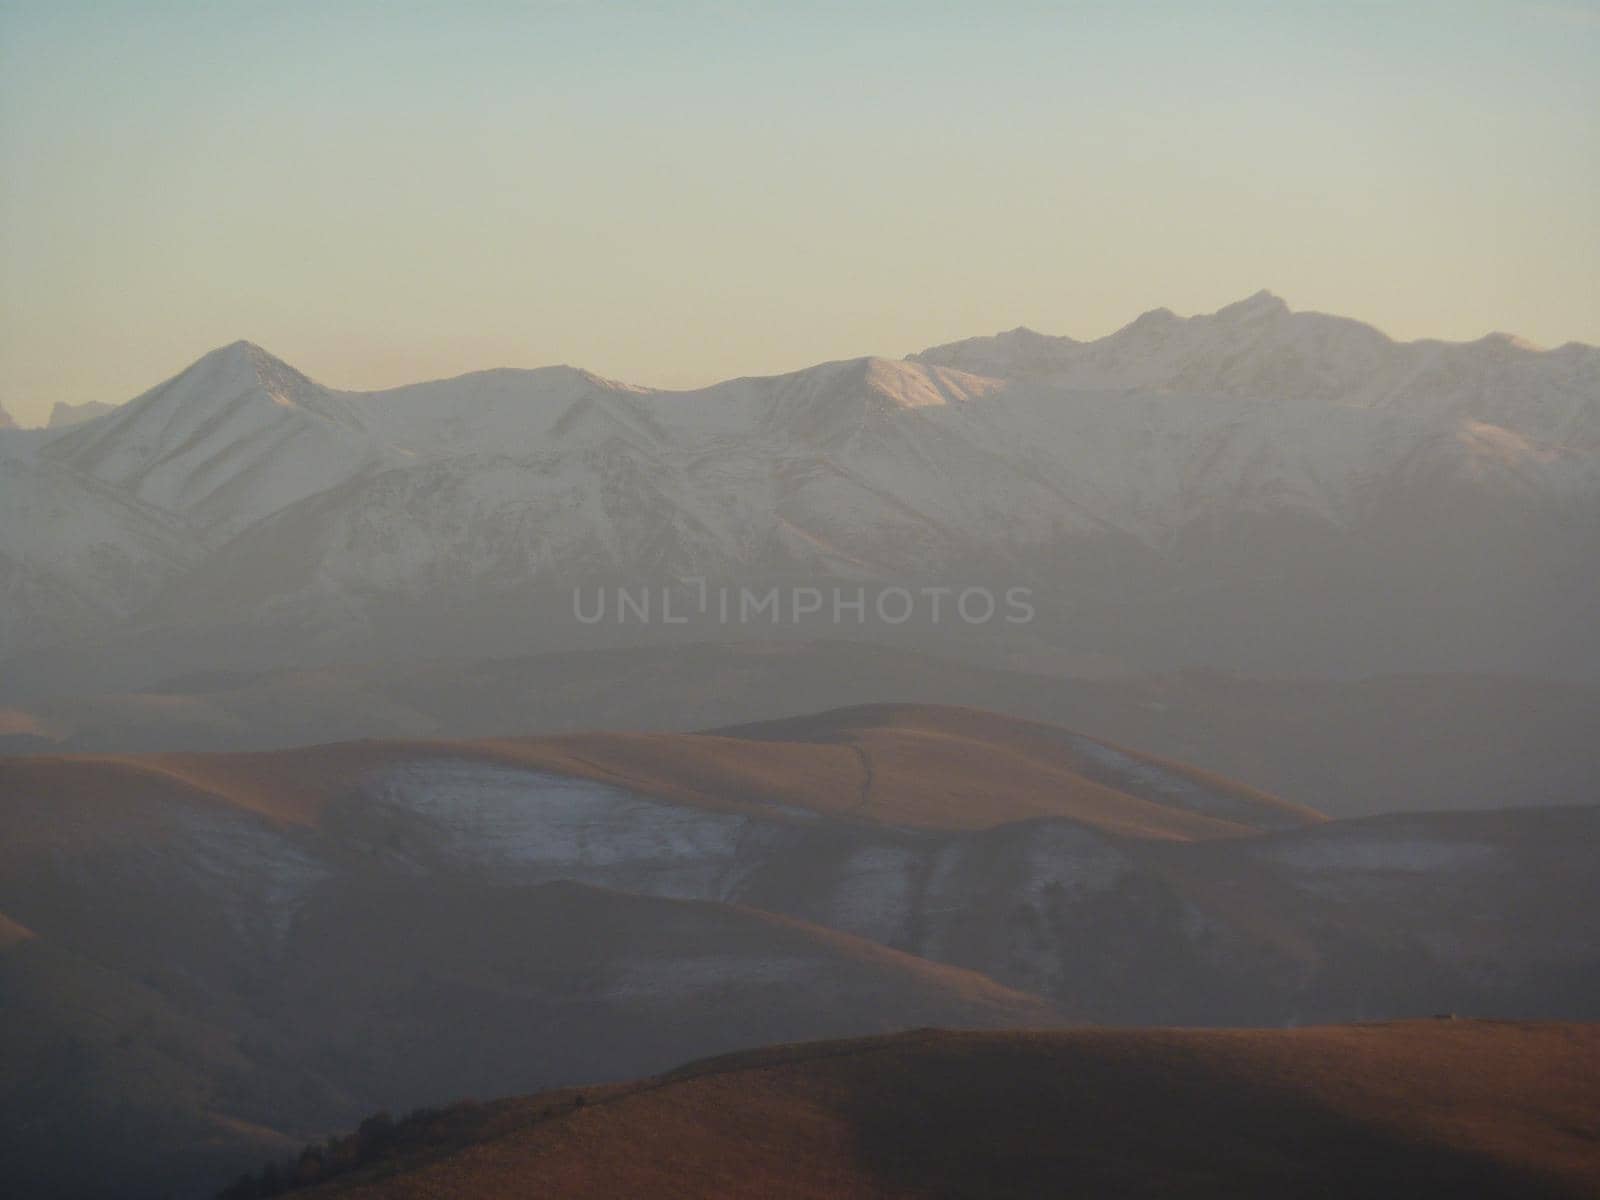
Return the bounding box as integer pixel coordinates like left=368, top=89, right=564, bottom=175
left=2, top=0, right=1596, bottom=423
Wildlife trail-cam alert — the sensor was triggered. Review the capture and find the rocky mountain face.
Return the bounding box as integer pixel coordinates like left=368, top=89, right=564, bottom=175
left=0, top=452, right=200, bottom=661
left=1, top=705, right=1595, bottom=1198
left=2, top=294, right=1596, bottom=690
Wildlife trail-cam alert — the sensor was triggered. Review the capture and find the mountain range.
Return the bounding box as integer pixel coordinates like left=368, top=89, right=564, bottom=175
left=3, top=292, right=1597, bottom=696
left=5, top=295, right=1597, bottom=1196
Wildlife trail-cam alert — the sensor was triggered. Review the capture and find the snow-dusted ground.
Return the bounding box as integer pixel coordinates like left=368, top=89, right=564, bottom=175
left=356, top=761, right=772, bottom=898
left=1066, top=734, right=1306, bottom=828
left=170, top=807, right=332, bottom=945
left=6, top=745, right=1589, bottom=1029
left=330, top=755, right=1594, bottom=1008
left=338, top=758, right=1148, bottom=996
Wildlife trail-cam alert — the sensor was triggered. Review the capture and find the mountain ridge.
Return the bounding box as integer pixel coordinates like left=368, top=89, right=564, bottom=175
left=25, top=290, right=1596, bottom=439
left=5, top=292, right=1597, bottom=684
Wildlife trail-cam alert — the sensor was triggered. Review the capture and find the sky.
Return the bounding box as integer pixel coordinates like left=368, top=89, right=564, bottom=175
left=1, top=0, right=1596, bottom=425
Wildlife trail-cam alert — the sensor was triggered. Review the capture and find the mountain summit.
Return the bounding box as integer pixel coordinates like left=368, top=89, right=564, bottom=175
left=45, top=340, right=378, bottom=535
left=1214, top=287, right=1291, bottom=319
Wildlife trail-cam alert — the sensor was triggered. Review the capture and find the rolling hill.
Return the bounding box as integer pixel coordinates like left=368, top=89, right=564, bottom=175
left=273, top=1022, right=1600, bottom=1200
left=7, top=640, right=1596, bottom=821
left=2, top=703, right=1595, bottom=1197
left=0, top=702, right=1317, bottom=841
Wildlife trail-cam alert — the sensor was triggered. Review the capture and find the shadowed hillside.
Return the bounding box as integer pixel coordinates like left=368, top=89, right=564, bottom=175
left=256, top=1022, right=1600, bottom=1200
left=2, top=705, right=1594, bottom=1199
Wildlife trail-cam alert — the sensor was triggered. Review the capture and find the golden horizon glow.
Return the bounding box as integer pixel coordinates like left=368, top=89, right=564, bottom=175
left=2, top=1, right=1596, bottom=425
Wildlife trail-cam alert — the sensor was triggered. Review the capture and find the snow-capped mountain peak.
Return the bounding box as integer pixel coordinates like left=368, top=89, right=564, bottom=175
left=1213, top=288, right=1291, bottom=321
left=181, top=339, right=345, bottom=416
left=7, top=296, right=1597, bottom=680
left=902, top=328, right=1082, bottom=380
left=43, top=340, right=379, bottom=536
left=1472, top=330, right=1545, bottom=354
left=913, top=293, right=1598, bottom=446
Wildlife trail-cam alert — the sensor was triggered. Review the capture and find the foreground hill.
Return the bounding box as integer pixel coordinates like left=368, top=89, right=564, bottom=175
left=0, top=886, right=1060, bottom=1200
left=290, top=1022, right=1600, bottom=1200
left=2, top=704, right=1595, bottom=1197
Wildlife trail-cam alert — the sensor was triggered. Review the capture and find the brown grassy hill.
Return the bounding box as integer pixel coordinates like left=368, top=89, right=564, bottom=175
left=267, top=877, right=1067, bottom=1102
left=0, top=702, right=1318, bottom=844
left=296, top=1021, right=1600, bottom=1200
left=0, top=909, right=32, bottom=948
left=0, top=926, right=301, bottom=1200
left=10, top=640, right=1597, bottom=821
left=704, top=702, right=1316, bottom=832
left=6, top=705, right=1592, bottom=1199
left=0, top=874, right=1066, bottom=1200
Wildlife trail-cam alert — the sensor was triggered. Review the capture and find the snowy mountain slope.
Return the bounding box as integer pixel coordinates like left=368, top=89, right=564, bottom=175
left=140, top=356, right=1112, bottom=631
left=43, top=341, right=390, bottom=537
left=646, top=355, right=1000, bottom=442
left=358, top=365, right=653, bottom=455
left=160, top=448, right=761, bottom=628
left=912, top=290, right=1600, bottom=447
left=0, top=454, right=198, bottom=658
left=5, top=294, right=1596, bottom=680
left=0, top=403, right=15, bottom=430
left=46, top=399, right=118, bottom=429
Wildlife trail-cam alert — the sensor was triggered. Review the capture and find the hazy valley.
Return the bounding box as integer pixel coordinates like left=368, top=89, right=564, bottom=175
left=2, top=296, right=1596, bottom=1199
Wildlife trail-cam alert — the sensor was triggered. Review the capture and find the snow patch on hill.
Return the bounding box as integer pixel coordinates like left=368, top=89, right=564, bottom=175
left=356, top=761, right=768, bottom=897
